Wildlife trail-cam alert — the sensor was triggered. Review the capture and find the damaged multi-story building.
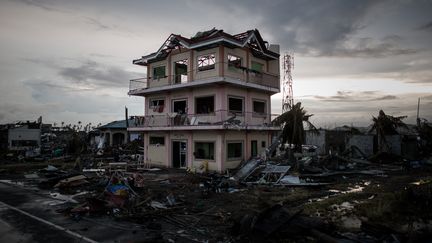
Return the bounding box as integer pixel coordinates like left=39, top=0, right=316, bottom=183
left=128, top=28, right=281, bottom=172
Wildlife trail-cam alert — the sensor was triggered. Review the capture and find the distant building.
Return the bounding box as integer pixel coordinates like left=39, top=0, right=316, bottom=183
left=305, top=125, right=419, bottom=159
left=98, top=118, right=139, bottom=146
left=128, top=28, right=281, bottom=171
left=8, top=122, right=41, bottom=151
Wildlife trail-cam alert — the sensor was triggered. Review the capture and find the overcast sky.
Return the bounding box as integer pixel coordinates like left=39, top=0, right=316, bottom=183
left=1, top=0, right=431, bottom=128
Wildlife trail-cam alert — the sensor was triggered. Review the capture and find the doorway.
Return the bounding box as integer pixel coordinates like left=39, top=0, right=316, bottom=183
left=172, top=140, right=187, bottom=168
left=251, top=140, right=258, bottom=157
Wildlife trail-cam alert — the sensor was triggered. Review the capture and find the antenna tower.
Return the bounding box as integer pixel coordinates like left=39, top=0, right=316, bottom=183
left=282, top=54, right=294, bottom=112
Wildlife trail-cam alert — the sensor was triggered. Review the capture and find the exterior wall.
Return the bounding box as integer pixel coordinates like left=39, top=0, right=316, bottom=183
left=268, top=44, right=280, bottom=75
left=143, top=130, right=271, bottom=172
left=137, top=39, right=280, bottom=172
left=224, top=86, right=272, bottom=124
left=346, top=135, right=374, bottom=157
left=145, top=132, right=169, bottom=166
left=224, top=47, right=247, bottom=80
left=305, top=130, right=326, bottom=155
left=136, top=45, right=279, bottom=94
left=171, top=51, right=190, bottom=83
left=193, top=47, right=221, bottom=80
left=192, top=131, right=220, bottom=171
left=141, top=85, right=273, bottom=128
left=8, top=126, right=41, bottom=150
left=148, top=60, right=169, bottom=87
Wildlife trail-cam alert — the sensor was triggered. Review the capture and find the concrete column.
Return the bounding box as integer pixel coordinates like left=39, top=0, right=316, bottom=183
left=166, top=132, right=171, bottom=167
left=187, top=131, right=193, bottom=168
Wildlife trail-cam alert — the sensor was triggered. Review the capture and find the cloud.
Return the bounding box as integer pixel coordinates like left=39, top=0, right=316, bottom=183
left=317, top=36, right=418, bottom=58
left=84, top=17, right=116, bottom=31
left=56, top=60, right=139, bottom=88
left=417, top=21, right=432, bottom=31
left=297, top=92, right=431, bottom=127
left=13, top=0, right=65, bottom=12
left=313, top=90, right=398, bottom=102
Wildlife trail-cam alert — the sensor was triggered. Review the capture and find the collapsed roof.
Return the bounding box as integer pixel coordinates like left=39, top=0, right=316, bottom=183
left=133, top=28, right=279, bottom=66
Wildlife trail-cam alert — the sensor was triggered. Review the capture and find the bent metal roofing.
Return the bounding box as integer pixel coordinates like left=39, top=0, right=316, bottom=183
left=133, top=28, right=279, bottom=65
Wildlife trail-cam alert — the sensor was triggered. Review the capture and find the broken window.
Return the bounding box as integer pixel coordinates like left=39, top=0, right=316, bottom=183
left=228, top=96, right=243, bottom=114
left=261, top=141, right=266, bottom=148
left=228, top=54, right=242, bottom=71
left=153, top=66, right=166, bottom=79
left=149, top=136, right=165, bottom=146
left=194, top=142, right=214, bottom=160
left=172, top=99, right=187, bottom=114
left=196, top=96, right=214, bottom=114
left=149, top=98, right=165, bottom=113
left=253, top=100, right=266, bottom=115
left=227, top=141, right=243, bottom=159
left=197, top=54, right=215, bottom=71
left=251, top=61, right=264, bottom=73
left=174, top=59, right=188, bottom=84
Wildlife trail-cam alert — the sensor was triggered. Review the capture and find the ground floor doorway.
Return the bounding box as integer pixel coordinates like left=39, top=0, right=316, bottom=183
left=172, top=140, right=187, bottom=168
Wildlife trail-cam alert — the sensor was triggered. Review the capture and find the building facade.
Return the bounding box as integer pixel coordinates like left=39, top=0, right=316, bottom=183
left=8, top=123, right=41, bottom=151
left=128, top=29, right=281, bottom=172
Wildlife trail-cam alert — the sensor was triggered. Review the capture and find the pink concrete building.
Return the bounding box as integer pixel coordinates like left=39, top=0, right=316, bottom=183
left=128, top=28, right=281, bottom=172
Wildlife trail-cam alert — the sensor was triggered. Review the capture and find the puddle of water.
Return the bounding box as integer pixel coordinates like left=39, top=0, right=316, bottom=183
left=0, top=180, right=25, bottom=186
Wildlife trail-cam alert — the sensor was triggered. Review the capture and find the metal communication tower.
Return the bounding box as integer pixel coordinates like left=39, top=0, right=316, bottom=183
left=282, top=54, right=294, bottom=112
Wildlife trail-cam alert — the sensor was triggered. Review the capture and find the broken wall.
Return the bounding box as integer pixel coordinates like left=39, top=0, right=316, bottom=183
left=384, top=135, right=402, bottom=156
left=346, top=135, right=374, bottom=157
left=305, top=130, right=326, bottom=155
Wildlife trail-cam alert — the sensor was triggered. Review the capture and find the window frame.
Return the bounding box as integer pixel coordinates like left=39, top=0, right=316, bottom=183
left=171, top=98, right=188, bottom=113
left=149, top=136, right=165, bottom=146
left=153, top=65, right=166, bottom=79
left=227, top=140, right=244, bottom=160
left=197, top=53, right=216, bottom=72
left=227, top=96, right=244, bottom=115
left=173, top=59, right=188, bottom=84
left=252, top=99, right=266, bottom=116
left=195, top=95, right=215, bottom=115
left=149, top=98, right=165, bottom=109
left=194, top=141, right=215, bottom=160
left=227, top=54, right=242, bottom=71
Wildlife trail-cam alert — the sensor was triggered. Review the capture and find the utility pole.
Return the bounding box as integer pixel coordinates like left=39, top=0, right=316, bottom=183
left=416, top=98, right=421, bottom=127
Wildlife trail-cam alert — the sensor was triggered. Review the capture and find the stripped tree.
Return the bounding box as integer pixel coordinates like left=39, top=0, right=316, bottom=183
left=369, top=110, right=407, bottom=153
left=272, top=102, right=318, bottom=153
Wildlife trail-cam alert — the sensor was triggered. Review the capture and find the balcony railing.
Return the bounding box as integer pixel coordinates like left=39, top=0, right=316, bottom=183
left=129, top=110, right=281, bottom=129
left=128, top=62, right=279, bottom=93
left=129, top=78, right=148, bottom=91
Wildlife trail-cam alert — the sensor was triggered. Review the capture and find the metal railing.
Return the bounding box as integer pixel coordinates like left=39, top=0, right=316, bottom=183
left=128, top=61, right=279, bottom=93
left=130, top=110, right=281, bottom=128
left=129, top=78, right=148, bottom=91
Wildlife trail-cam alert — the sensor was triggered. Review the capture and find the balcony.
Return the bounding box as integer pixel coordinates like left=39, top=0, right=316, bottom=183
left=128, top=110, right=281, bottom=132
left=128, top=62, right=279, bottom=96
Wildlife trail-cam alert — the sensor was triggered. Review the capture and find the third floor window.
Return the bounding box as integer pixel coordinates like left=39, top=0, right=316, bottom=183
left=197, top=54, right=215, bottom=71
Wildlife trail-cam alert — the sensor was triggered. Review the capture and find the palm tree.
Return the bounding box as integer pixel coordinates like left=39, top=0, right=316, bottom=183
left=369, top=110, right=407, bottom=153
left=272, top=102, right=317, bottom=153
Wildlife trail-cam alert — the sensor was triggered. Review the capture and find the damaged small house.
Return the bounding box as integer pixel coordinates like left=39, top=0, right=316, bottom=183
left=128, top=29, right=281, bottom=172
